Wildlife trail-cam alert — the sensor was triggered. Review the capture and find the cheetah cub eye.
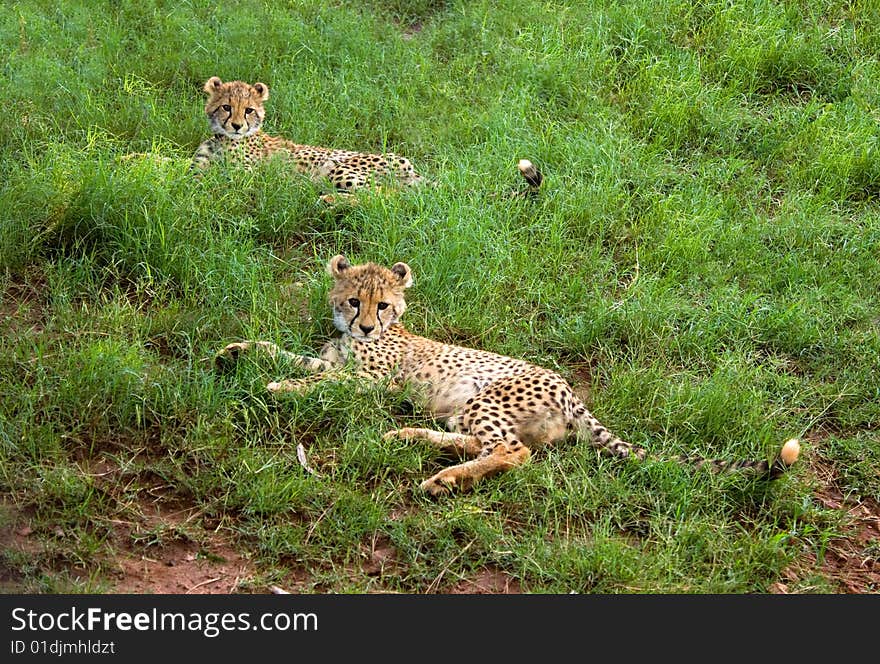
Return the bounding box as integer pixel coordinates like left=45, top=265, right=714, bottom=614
left=377, top=302, right=389, bottom=310
left=348, top=298, right=360, bottom=308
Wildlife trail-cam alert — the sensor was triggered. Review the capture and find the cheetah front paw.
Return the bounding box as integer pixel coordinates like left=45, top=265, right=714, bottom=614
left=266, top=378, right=314, bottom=395
left=383, top=428, right=419, bottom=442
left=318, top=193, right=357, bottom=206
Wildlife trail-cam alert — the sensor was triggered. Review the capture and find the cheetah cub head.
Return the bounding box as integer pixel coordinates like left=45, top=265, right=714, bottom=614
left=202, top=76, right=269, bottom=139
left=327, top=255, right=413, bottom=342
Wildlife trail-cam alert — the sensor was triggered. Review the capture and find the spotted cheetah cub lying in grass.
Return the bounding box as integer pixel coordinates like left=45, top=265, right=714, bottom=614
left=216, top=256, right=800, bottom=496
left=192, top=77, right=543, bottom=201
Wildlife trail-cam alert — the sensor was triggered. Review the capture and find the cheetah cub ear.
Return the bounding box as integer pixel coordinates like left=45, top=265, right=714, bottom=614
left=327, top=255, right=350, bottom=278
left=252, top=82, right=270, bottom=101
left=391, top=262, right=413, bottom=288
left=204, top=76, right=223, bottom=94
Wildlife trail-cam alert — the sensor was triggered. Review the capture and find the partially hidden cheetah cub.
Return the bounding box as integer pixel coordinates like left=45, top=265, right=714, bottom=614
left=192, top=77, right=542, bottom=201
left=215, top=256, right=800, bottom=496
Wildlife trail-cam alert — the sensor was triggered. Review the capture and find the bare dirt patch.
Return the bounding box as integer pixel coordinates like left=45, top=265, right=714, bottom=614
left=110, top=537, right=253, bottom=594
left=105, top=488, right=258, bottom=594
left=449, top=566, right=522, bottom=594
left=362, top=535, right=399, bottom=577
left=1, top=452, right=265, bottom=595
left=0, top=505, right=42, bottom=555
left=771, top=456, right=880, bottom=594
left=1, top=268, right=48, bottom=335
left=402, top=22, right=423, bottom=40
left=570, top=361, right=596, bottom=403
left=0, top=502, right=42, bottom=591
left=6, top=442, right=875, bottom=594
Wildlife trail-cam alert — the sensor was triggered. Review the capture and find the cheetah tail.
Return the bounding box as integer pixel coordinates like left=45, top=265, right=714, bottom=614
left=676, top=438, right=801, bottom=479
left=483, top=158, right=543, bottom=199
left=516, top=159, right=543, bottom=196
left=574, top=412, right=650, bottom=462
left=575, top=412, right=801, bottom=479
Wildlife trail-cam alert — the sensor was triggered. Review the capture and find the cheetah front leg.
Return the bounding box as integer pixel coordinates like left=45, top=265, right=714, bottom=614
left=420, top=440, right=532, bottom=497
left=217, top=340, right=388, bottom=396
left=215, top=341, right=338, bottom=395
left=266, top=374, right=336, bottom=394
left=215, top=340, right=335, bottom=374
left=215, top=336, right=394, bottom=401
left=319, top=191, right=358, bottom=205
left=383, top=428, right=484, bottom=458
left=191, top=137, right=219, bottom=173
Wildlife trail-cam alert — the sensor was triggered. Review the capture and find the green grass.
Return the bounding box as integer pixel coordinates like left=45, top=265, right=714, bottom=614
left=1, top=0, right=878, bottom=593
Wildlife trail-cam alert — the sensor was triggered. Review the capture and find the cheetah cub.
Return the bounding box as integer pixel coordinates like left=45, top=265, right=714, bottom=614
left=191, top=77, right=542, bottom=201
left=215, top=257, right=800, bottom=496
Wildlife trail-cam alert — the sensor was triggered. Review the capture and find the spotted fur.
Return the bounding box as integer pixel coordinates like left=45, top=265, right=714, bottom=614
left=216, top=257, right=800, bottom=496
left=191, top=77, right=542, bottom=198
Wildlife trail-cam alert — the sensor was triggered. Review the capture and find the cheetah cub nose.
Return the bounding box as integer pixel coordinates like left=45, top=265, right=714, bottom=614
left=359, top=324, right=375, bottom=335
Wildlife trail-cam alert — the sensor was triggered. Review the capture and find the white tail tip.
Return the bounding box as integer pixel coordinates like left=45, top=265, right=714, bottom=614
left=517, top=158, right=542, bottom=189
left=780, top=438, right=800, bottom=466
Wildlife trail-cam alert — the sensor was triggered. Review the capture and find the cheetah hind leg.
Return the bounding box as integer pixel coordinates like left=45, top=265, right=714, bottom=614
left=383, top=428, right=484, bottom=458
left=419, top=441, right=531, bottom=497
left=574, top=409, right=648, bottom=461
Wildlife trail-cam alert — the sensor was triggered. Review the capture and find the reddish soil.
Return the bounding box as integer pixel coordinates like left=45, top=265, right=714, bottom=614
left=1, top=444, right=875, bottom=594
left=450, top=567, right=522, bottom=594
left=771, top=458, right=880, bottom=594
left=108, top=503, right=255, bottom=594
left=89, top=454, right=260, bottom=593
left=0, top=499, right=256, bottom=594
left=110, top=538, right=253, bottom=594
left=358, top=535, right=521, bottom=593
left=361, top=536, right=399, bottom=577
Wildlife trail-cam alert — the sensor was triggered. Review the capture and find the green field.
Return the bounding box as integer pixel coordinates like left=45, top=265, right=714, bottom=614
left=1, top=0, right=878, bottom=593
